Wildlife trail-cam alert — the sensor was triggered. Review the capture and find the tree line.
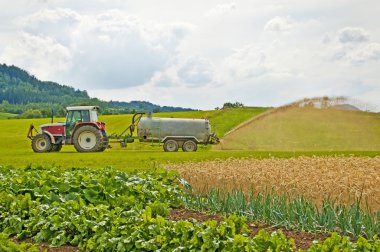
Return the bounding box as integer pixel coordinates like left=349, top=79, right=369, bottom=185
left=0, top=64, right=193, bottom=118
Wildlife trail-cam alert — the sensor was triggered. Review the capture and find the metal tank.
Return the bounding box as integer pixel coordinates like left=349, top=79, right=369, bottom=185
left=136, top=114, right=218, bottom=152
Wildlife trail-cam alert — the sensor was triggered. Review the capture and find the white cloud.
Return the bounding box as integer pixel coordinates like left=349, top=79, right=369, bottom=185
left=264, top=16, right=295, bottom=32
left=18, top=8, right=80, bottom=46
left=205, top=2, right=236, bottom=17
left=177, top=56, right=215, bottom=87
left=224, top=44, right=268, bottom=80
left=338, top=27, right=369, bottom=44
left=326, top=27, right=380, bottom=64
left=1, top=32, right=72, bottom=80
left=20, top=8, right=80, bottom=26
left=2, top=8, right=193, bottom=89
left=149, top=68, right=178, bottom=88
left=149, top=56, right=217, bottom=88
left=344, top=42, right=380, bottom=63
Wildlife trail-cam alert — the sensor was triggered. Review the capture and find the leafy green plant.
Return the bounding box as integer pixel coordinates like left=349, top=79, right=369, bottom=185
left=304, top=233, right=380, bottom=252
left=0, top=233, right=38, bottom=252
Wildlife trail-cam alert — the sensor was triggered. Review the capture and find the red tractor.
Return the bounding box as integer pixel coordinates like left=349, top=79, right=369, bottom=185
left=28, top=106, right=109, bottom=153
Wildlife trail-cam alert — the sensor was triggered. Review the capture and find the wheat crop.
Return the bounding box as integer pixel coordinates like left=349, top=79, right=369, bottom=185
left=166, top=156, right=380, bottom=211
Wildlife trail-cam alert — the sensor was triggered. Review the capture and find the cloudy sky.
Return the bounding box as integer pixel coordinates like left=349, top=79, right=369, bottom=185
left=1, top=0, right=379, bottom=110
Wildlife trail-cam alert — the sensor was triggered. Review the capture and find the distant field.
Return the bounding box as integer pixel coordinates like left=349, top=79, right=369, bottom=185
left=218, top=107, right=380, bottom=151
left=0, top=112, right=17, bottom=119
left=0, top=108, right=272, bottom=170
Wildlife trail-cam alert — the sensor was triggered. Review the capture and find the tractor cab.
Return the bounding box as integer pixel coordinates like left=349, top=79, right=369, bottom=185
left=65, top=106, right=99, bottom=139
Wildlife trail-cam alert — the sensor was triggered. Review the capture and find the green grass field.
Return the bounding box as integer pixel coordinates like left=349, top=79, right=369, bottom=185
left=219, top=107, right=380, bottom=151
left=0, top=107, right=379, bottom=171
left=0, top=112, right=17, bottom=119
left=0, top=108, right=272, bottom=170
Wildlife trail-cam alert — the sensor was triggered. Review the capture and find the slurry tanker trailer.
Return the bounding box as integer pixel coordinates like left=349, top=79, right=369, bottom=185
left=28, top=107, right=219, bottom=153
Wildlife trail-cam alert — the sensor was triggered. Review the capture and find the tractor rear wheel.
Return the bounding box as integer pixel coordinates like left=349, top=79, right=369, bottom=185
left=72, top=125, right=103, bottom=152
left=163, top=139, right=179, bottom=152
left=98, top=131, right=109, bottom=152
left=182, top=140, right=197, bottom=152
left=32, top=134, right=53, bottom=153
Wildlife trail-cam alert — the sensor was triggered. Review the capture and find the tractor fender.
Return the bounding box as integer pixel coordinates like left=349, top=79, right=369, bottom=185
left=73, top=122, right=106, bottom=131
left=71, top=122, right=106, bottom=141
left=41, top=130, right=56, bottom=144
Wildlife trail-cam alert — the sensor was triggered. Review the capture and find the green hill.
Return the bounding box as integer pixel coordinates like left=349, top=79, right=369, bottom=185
left=0, top=112, right=16, bottom=119
left=0, top=63, right=193, bottom=117
left=218, top=107, right=380, bottom=151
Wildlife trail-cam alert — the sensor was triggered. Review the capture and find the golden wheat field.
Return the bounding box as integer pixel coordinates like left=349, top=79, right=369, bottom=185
left=165, top=157, right=380, bottom=211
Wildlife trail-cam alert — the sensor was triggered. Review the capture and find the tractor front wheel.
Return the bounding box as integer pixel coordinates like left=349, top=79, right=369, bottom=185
left=32, top=134, right=53, bottom=153
left=73, top=125, right=103, bottom=152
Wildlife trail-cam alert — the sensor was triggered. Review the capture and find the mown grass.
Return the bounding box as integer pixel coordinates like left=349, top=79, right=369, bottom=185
left=219, top=107, right=380, bottom=151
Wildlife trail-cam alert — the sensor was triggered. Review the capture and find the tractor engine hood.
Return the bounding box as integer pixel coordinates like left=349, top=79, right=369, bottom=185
left=39, top=122, right=65, bottom=129
left=39, top=122, right=66, bottom=135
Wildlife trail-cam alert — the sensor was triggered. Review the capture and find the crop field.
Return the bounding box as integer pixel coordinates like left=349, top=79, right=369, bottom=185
left=1, top=166, right=379, bottom=251
left=218, top=107, right=380, bottom=151
left=166, top=157, right=380, bottom=211
left=166, top=157, right=380, bottom=238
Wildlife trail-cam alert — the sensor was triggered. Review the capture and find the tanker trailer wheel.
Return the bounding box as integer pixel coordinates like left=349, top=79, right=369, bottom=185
left=182, top=140, right=197, bottom=152
left=163, top=139, right=179, bottom=152
left=73, top=125, right=103, bottom=152
left=32, top=134, right=53, bottom=153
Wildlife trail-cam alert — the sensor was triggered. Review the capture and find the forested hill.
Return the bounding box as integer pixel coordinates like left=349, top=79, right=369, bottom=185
left=0, top=64, right=89, bottom=104
left=0, top=64, right=193, bottom=118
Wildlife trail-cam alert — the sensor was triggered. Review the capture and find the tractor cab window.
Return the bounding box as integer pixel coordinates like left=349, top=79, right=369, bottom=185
left=90, top=110, right=98, bottom=122
left=66, top=110, right=91, bottom=124
left=82, top=111, right=90, bottom=122
left=66, top=111, right=81, bottom=124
